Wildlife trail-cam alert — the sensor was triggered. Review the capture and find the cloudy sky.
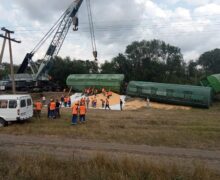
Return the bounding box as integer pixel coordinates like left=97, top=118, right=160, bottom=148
left=0, top=0, right=220, bottom=65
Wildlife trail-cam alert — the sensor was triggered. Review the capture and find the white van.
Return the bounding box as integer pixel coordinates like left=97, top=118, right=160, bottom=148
left=0, top=94, right=33, bottom=127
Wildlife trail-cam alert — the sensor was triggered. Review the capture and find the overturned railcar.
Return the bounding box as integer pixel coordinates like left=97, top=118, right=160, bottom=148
left=127, top=81, right=213, bottom=108
left=200, top=74, right=220, bottom=94
left=66, top=74, right=124, bottom=93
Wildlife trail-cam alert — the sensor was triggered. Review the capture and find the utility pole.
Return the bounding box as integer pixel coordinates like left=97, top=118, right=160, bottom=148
left=0, top=27, right=21, bottom=94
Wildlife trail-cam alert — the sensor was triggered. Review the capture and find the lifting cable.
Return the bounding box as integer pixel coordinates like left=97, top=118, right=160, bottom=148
left=31, top=2, right=74, bottom=54
left=86, top=0, right=97, bottom=61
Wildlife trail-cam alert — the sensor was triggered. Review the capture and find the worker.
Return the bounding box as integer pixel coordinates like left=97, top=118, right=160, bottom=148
left=60, top=95, right=64, bottom=107
left=86, top=88, right=90, bottom=96
left=120, top=99, right=123, bottom=111
left=55, top=99, right=61, bottom=118
left=71, top=102, right=79, bottom=125
left=105, top=98, right=111, bottom=110
left=66, top=96, right=71, bottom=107
left=100, top=99, right=105, bottom=108
left=86, top=97, right=90, bottom=109
left=80, top=97, right=86, bottom=106
left=42, top=95, right=46, bottom=106
left=84, top=88, right=87, bottom=96
left=49, top=99, right=56, bottom=119
left=35, top=100, right=43, bottom=118
left=93, top=97, right=97, bottom=108
left=64, top=96, right=68, bottom=107
left=91, top=97, right=94, bottom=108
left=94, top=89, right=98, bottom=96
left=107, top=90, right=112, bottom=99
left=79, top=103, right=86, bottom=122
left=146, top=97, right=150, bottom=108
left=47, top=101, right=50, bottom=118
left=102, top=88, right=106, bottom=96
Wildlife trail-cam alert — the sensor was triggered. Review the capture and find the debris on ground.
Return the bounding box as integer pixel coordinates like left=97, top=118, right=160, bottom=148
left=124, top=98, right=191, bottom=110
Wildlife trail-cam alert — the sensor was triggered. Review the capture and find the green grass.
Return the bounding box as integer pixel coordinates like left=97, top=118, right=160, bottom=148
left=1, top=104, right=220, bottom=149
left=0, top=151, right=218, bottom=180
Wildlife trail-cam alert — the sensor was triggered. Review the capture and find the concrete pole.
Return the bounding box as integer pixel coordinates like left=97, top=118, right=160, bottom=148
left=7, top=33, right=16, bottom=94
left=0, top=32, right=7, bottom=64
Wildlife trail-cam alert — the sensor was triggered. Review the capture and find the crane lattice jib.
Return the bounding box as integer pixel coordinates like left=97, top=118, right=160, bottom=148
left=35, top=0, right=84, bottom=80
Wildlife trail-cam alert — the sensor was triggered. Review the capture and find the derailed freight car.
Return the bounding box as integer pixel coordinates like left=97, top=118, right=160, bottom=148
left=127, top=81, right=213, bottom=108
left=200, top=74, right=220, bottom=94
left=66, top=74, right=124, bottom=93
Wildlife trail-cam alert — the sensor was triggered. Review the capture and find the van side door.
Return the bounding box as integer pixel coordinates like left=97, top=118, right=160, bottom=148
left=19, top=99, right=27, bottom=120
left=26, top=98, right=33, bottom=118
left=8, top=100, right=18, bottom=121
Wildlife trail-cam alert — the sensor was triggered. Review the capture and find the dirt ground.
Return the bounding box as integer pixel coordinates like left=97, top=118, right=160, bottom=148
left=0, top=134, right=220, bottom=173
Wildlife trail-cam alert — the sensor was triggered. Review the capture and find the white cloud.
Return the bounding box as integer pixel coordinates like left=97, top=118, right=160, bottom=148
left=194, top=3, right=220, bottom=15
left=1, top=0, right=220, bottom=67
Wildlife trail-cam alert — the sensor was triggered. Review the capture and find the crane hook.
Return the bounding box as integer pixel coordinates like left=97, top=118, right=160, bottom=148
left=72, top=16, right=79, bottom=31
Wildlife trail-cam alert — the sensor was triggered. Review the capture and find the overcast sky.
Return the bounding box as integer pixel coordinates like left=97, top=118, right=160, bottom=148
left=0, top=0, right=220, bottom=65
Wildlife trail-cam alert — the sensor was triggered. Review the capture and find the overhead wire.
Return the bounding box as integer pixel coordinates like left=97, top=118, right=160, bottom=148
left=11, top=18, right=220, bottom=35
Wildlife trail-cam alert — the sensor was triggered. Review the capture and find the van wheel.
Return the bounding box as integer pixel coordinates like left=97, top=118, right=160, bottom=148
left=0, top=118, right=7, bottom=127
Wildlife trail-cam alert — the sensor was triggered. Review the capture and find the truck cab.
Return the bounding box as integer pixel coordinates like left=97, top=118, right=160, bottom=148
left=0, top=94, right=33, bottom=127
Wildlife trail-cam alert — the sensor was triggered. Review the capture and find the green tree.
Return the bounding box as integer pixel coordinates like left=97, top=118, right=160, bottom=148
left=48, top=56, right=99, bottom=88
left=197, top=48, right=220, bottom=75
left=100, top=61, right=116, bottom=74
left=113, top=39, right=185, bottom=83
left=100, top=39, right=186, bottom=83
left=0, top=63, right=19, bottom=80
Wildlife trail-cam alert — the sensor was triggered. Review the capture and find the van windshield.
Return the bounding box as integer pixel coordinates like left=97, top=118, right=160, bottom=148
left=0, top=100, right=8, bottom=108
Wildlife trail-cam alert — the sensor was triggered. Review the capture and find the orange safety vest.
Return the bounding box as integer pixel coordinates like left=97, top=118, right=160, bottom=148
left=50, top=102, right=56, bottom=110
left=72, top=105, right=78, bottom=115
left=36, top=102, right=42, bottom=110
left=79, top=105, right=86, bottom=115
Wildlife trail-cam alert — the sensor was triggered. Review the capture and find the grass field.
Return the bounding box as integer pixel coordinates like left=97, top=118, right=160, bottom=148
left=1, top=103, right=220, bottom=150
left=0, top=151, right=218, bottom=180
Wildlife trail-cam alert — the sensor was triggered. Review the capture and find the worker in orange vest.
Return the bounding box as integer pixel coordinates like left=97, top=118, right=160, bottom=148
left=71, top=102, right=79, bottom=125
left=49, top=99, right=56, bottom=119
left=79, top=103, right=86, bottom=122
left=35, top=100, right=43, bottom=118
left=107, top=90, right=112, bottom=99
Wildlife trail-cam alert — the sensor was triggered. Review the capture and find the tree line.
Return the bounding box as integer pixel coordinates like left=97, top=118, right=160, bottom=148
left=1, top=39, right=220, bottom=88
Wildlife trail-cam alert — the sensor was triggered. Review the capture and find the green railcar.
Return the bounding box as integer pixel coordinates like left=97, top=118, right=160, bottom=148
left=66, top=74, right=124, bottom=93
left=127, top=81, right=213, bottom=108
left=200, top=74, right=220, bottom=94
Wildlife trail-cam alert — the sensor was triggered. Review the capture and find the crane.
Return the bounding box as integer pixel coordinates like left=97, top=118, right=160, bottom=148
left=17, top=0, right=97, bottom=85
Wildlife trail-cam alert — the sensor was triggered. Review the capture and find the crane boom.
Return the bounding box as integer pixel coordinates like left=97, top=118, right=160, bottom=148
left=35, top=0, right=84, bottom=80
left=14, top=0, right=97, bottom=92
